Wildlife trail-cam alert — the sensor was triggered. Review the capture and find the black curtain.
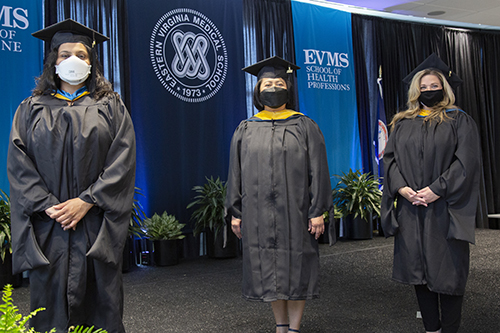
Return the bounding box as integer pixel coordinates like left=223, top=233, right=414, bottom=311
left=352, top=14, right=499, bottom=228
left=478, top=32, right=500, bottom=226
left=43, top=0, right=131, bottom=109
left=352, top=18, right=449, bottom=176
left=242, top=0, right=296, bottom=115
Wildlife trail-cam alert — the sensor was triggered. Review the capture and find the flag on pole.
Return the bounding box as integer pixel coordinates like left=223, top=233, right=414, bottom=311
left=375, top=77, right=388, bottom=180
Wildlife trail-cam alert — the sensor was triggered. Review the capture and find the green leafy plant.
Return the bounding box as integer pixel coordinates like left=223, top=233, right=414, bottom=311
left=0, top=284, right=108, bottom=333
left=68, top=325, right=108, bottom=332
left=0, top=284, right=55, bottom=333
left=186, top=176, right=227, bottom=237
left=143, top=212, right=185, bottom=241
left=0, top=190, right=12, bottom=263
left=129, top=187, right=147, bottom=238
left=332, top=169, right=382, bottom=222
left=322, top=206, right=343, bottom=223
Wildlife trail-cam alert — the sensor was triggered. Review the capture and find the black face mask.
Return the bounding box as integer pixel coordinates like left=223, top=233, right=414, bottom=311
left=419, top=89, right=444, bottom=108
left=260, top=87, right=288, bottom=108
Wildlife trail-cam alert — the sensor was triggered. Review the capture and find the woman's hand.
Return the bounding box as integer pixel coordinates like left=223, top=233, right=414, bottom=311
left=398, top=186, right=426, bottom=206
left=308, top=215, right=324, bottom=240
left=398, top=186, right=439, bottom=207
left=45, top=198, right=94, bottom=231
left=415, top=186, right=440, bottom=205
left=231, top=216, right=242, bottom=239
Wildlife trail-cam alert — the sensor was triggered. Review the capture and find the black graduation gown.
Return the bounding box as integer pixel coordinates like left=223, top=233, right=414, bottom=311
left=7, top=93, right=136, bottom=332
left=381, top=109, right=480, bottom=295
left=226, top=112, right=332, bottom=301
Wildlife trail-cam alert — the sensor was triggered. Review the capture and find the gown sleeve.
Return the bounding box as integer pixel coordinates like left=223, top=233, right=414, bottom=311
left=304, top=117, right=333, bottom=219
left=225, top=122, right=244, bottom=219
left=8, top=98, right=61, bottom=213
left=428, top=112, right=481, bottom=243
left=380, top=124, right=408, bottom=237
left=8, top=98, right=56, bottom=272
left=78, top=96, right=136, bottom=266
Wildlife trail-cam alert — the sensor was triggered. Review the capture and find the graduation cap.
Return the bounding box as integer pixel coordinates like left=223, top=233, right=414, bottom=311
left=32, top=18, right=109, bottom=50
left=403, top=53, right=462, bottom=90
left=243, top=56, right=300, bottom=80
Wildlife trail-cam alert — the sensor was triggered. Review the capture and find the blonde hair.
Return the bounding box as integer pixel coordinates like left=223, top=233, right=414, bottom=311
left=390, top=69, right=458, bottom=130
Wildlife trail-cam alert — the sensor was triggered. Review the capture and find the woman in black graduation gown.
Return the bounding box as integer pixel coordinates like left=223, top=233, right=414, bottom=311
left=381, top=54, right=481, bottom=333
left=7, top=19, right=135, bottom=333
left=226, top=56, right=332, bottom=333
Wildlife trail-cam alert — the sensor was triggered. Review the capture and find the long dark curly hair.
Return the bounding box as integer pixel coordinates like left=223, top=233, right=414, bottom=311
left=32, top=44, right=116, bottom=100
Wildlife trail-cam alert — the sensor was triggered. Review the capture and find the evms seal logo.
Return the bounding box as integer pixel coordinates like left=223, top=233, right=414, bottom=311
left=150, top=8, right=228, bottom=103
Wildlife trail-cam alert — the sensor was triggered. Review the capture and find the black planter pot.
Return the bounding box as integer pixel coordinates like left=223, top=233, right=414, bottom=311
left=206, top=228, right=238, bottom=259
left=0, top=252, right=23, bottom=288
left=345, top=214, right=373, bottom=240
left=153, top=239, right=179, bottom=266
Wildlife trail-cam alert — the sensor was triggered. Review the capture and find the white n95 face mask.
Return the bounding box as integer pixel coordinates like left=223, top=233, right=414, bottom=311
left=55, top=55, right=92, bottom=85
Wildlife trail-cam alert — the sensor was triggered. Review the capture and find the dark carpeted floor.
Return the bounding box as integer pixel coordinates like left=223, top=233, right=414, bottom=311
left=7, top=229, right=500, bottom=332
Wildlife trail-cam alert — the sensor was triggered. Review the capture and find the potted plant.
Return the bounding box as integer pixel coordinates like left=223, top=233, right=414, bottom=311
left=129, top=188, right=147, bottom=239
left=187, top=176, right=238, bottom=258
left=0, top=190, right=22, bottom=288
left=123, top=188, right=147, bottom=271
left=0, top=190, right=12, bottom=264
left=332, top=169, right=382, bottom=240
left=143, top=211, right=185, bottom=266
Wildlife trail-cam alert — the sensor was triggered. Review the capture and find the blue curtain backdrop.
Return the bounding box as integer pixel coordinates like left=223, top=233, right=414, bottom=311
left=0, top=0, right=43, bottom=194
left=291, top=0, right=362, bottom=179
left=127, top=0, right=246, bottom=227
